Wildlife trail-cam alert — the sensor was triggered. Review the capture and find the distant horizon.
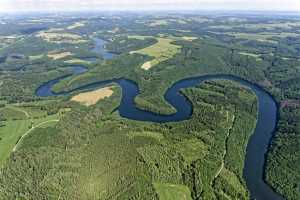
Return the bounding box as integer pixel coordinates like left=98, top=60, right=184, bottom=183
left=1, top=9, right=300, bottom=15
left=0, top=0, right=299, bottom=13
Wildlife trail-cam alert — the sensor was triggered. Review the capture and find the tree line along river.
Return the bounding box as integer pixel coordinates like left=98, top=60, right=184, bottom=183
left=35, top=38, right=284, bottom=200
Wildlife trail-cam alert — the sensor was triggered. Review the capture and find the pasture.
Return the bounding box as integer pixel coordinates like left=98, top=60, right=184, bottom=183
left=0, top=105, right=60, bottom=166
left=130, top=37, right=181, bottom=70
left=0, top=120, right=31, bottom=166
left=0, top=106, right=27, bottom=120
left=64, top=58, right=92, bottom=65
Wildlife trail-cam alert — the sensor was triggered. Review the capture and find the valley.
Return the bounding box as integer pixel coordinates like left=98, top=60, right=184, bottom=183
left=0, top=12, right=299, bottom=200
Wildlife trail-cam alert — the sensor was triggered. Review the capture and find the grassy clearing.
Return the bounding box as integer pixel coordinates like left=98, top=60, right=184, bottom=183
left=0, top=120, right=31, bottom=166
left=0, top=80, right=257, bottom=199
left=0, top=107, right=27, bottom=120
left=0, top=105, right=60, bottom=166
left=36, top=30, right=87, bottom=44
left=130, top=37, right=181, bottom=70
left=30, top=114, right=59, bottom=127
left=154, top=182, right=192, bottom=200
left=0, top=114, right=59, bottom=166
left=35, top=120, right=58, bottom=128
left=28, top=54, right=44, bottom=60
left=71, top=86, right=114, bottom=106
left=12, top=115, right=59, bottom=152
left=47, top=51, right=73, bottom=60
left=14, top=106, right=47, bottom=118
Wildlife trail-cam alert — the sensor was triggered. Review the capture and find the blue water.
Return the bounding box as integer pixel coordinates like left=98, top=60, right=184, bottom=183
left=91, top=38, right=116, bottom=60
left=35, top=66, right=88, bottom=96
left=0, top=56, right=6, bottom=64
left=35, top=68, right=284, bottom=200
left=36, top=38, right=115, bottom=96
left=34, top=35, right=284, bottom=200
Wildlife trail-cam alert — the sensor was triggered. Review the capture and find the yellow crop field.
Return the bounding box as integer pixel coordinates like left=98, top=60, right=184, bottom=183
left=71, top=86, right=114, bottom=106
left=64, top=59, right=91, bottom=65
left=47, top=51, right=73, bottom=60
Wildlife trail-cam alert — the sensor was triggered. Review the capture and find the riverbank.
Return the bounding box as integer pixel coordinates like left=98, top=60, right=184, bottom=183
left=35, top=69, right=283, bottom=200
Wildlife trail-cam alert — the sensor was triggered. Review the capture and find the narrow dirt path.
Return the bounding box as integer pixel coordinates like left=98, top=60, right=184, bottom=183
left=213, top=110, right=236, bottom=179
left=7, top=105, right=30, bottom=118
left=12, top=119, right=59, bottom=152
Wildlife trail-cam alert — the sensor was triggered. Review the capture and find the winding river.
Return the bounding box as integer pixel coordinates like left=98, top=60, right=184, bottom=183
left=35, top=38, right=284, bottom=200
left=92, top=38, right=116, bottom=60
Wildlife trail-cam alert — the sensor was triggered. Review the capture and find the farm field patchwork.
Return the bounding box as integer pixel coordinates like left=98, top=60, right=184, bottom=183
left=36, top=30, right=88, bottom=44
left=0, top=12, right=299, bottom=200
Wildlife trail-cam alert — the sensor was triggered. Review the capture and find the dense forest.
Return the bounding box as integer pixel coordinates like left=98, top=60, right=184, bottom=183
left=0, top=12, right=299, bottom=199
left=0, top=80, right=258, bottom=199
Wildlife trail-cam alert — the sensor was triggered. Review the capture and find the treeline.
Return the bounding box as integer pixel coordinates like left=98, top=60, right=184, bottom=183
left=106, top=36, right=157, bottom=54
left=0, top=80, right=257, bottom=200
left=266, top=105, right=300, bottom=200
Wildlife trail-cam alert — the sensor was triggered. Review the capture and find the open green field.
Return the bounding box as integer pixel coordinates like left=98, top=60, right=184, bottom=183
left=0, top=13, right=299, bottom=200
left=130, top=37, right=181, bottom=70
left=0, top=120, right=31, bottom=165
left=0, top=105, right=60, bottom=166
left=0, top=106, right=28, bottom=120
left=154, top=183, right=192, bottom=200
left=0, top=80, right=257, bottom=199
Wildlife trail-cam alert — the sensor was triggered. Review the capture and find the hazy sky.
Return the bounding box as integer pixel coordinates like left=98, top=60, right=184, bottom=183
left=0, top=0, right=300, bottom=12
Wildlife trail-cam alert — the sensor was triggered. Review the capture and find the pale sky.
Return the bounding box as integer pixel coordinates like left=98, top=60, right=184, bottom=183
left=0, top=0, right=300, bottom=12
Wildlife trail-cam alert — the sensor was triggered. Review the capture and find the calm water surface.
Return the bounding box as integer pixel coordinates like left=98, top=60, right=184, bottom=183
left=35, top=38, right=283, bottom=200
